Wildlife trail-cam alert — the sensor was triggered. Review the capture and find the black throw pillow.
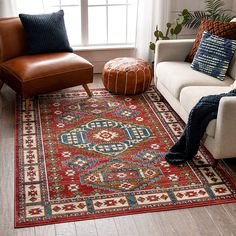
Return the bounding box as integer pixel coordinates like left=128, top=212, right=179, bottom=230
left=19, top=10, right=73, bottom=54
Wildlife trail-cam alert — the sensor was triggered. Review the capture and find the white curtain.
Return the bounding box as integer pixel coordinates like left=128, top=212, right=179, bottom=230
left=135, top=0, right=171, bottom=62
left=0, top=0, right=17, bottom=17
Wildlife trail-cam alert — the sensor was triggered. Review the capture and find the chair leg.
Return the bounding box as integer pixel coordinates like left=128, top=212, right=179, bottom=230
left=0, top=80, right=4, bottom=90
left=25, top=98, right=30, bottom=113
left=83, top=84, right=92, bottom=97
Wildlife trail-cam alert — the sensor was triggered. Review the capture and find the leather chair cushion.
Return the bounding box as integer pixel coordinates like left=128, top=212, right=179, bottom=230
left=0, top=52, right=93, bottom=97
left=19, top=10, right=73, bottom=54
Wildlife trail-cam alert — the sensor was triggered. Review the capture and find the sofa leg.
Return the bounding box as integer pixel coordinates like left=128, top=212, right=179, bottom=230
left=25, top=98, right=30, bottom=113
left=83, top=84, right=92, bottom=97
left=0, top=80, right=4, bottom=90
left=212, top=159, right=219, bottom=168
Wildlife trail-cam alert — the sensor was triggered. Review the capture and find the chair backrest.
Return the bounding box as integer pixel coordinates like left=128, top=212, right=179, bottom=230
left=0, top=17, right=27, bottom=63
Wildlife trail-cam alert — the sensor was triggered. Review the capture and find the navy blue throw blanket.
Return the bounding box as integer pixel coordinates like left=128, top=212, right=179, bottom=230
left=165, top=89, right=236, bottom=165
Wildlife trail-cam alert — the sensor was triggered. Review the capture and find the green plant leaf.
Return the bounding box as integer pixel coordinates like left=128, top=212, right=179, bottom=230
left=174, top=24, right=182, bottom=34
left=182, top=9, right=189, bottom=16
left=177, top=16, right=185, bottom=24
left=170, top=34, right=177, bottom=39
left=158, top=31, right=164, bottom=39
left=154, top=30, right=159, bottom=38
left=149, top=42, right=155, bottom=51
left=182, top=11, right=208, bottom=29
left=183, top=0, right=234, bottom=29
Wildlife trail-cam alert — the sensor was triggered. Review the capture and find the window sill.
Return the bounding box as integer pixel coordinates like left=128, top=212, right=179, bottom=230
left=73, top=45, right=136, bottom=73
left=73, top=44, right=136, bottom=51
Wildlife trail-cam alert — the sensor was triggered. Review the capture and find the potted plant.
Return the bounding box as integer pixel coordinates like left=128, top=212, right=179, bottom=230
left=182, top=0, right=236, bottom=29
left=149, top=9, right=189, bottom=53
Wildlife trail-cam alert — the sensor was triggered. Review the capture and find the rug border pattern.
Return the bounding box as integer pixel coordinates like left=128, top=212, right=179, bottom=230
left=14, top=87, right=236, bottom=228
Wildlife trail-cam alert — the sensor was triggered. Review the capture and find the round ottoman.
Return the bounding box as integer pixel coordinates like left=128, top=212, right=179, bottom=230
left=102, top=57, right=152, bottom=95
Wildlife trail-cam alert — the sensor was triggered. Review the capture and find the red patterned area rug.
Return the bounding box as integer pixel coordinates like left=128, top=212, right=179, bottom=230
left=15, top=87, right=236, bottom=227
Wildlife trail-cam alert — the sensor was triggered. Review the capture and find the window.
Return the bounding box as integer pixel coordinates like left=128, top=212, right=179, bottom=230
left=16, top=0, right=138, bottom=47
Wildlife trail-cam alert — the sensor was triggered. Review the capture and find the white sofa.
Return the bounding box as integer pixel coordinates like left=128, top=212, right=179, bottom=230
left=154, top=39, right=236, bottom=160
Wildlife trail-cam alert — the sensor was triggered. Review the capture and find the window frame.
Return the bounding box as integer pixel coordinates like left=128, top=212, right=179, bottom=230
left=16, top=0, right=138, bottom=48
left=84, top=0, right=138, bottom=47
left=65, top=0, right=138, bottom=47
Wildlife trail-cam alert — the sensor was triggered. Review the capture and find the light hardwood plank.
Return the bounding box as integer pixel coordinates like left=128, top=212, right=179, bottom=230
left=132, top=213, right=160, bottom=236
left=151, top=212, right=177, bottom=236
left=0, top=137, right=14, bottom=226
left=0, top=86, right=15, bottom=233
left=154, top=209, right=202, bottom=236
left=0, top=226, right=17, bottom=236
left=206, top=205, right=236, bottom=235
left=55, top=222, right=77, bottom=236
left=189, top=207, right=221, bottom=236
left=0, top=85, right=15, bottom=138
left=0, top=87, right=17, bottom=231
left=114, top=215, right=139, bottom=236
left=75, top=220, right=97, bottom=236
left=35, top=225, right=56, bottom=236
left=15, top=227, right=35, bottom=236
left=223, top=203, right=236, bottom=224
left=95, top=218, right=118, bottom=236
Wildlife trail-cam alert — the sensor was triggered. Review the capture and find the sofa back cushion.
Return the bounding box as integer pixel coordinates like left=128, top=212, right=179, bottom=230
left=0, top=17, right=27, bottom=62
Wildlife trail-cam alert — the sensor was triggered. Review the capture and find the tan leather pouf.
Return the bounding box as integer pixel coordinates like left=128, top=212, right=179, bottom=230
left=102, top=57, right=152, bottom=94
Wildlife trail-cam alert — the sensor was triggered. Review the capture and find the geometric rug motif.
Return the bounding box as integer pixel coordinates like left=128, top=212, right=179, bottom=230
left=59, top=118, right=152, bottom=156
left=80, top=159, right=163, bottom=191
left=15, top=86, right=236, bottom=227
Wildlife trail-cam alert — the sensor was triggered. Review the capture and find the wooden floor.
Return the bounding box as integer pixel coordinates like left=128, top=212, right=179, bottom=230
left=1, top=75, right=236, bottom=236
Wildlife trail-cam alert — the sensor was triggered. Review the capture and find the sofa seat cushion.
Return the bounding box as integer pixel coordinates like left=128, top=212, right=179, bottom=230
left=0, top=52, right=93, bottom=97
left=180, top=86, right=232, bottom=137
left=156, top=62, right=233, bottom=99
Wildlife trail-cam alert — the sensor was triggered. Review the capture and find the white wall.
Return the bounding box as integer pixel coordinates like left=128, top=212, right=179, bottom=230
left=233, top=0, right=236, bottom=11
left=75, top=47, right=135, bottom=73
left=168, top=0, right=235, bottom=39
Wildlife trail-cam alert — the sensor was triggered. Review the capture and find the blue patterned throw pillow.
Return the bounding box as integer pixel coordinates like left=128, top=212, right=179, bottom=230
left=191, top=31, right=236, bottom=80
left=19, top=10, right=73, bottom=54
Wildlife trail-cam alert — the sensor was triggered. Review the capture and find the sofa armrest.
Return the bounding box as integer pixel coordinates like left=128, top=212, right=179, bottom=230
left=154, top=39, right=194, bottom=64
left=214, top=96, right=236, bottom=158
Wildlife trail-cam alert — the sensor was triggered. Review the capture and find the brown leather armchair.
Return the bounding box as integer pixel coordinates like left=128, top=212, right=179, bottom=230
left=0, top=17, right=93, bottom=112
